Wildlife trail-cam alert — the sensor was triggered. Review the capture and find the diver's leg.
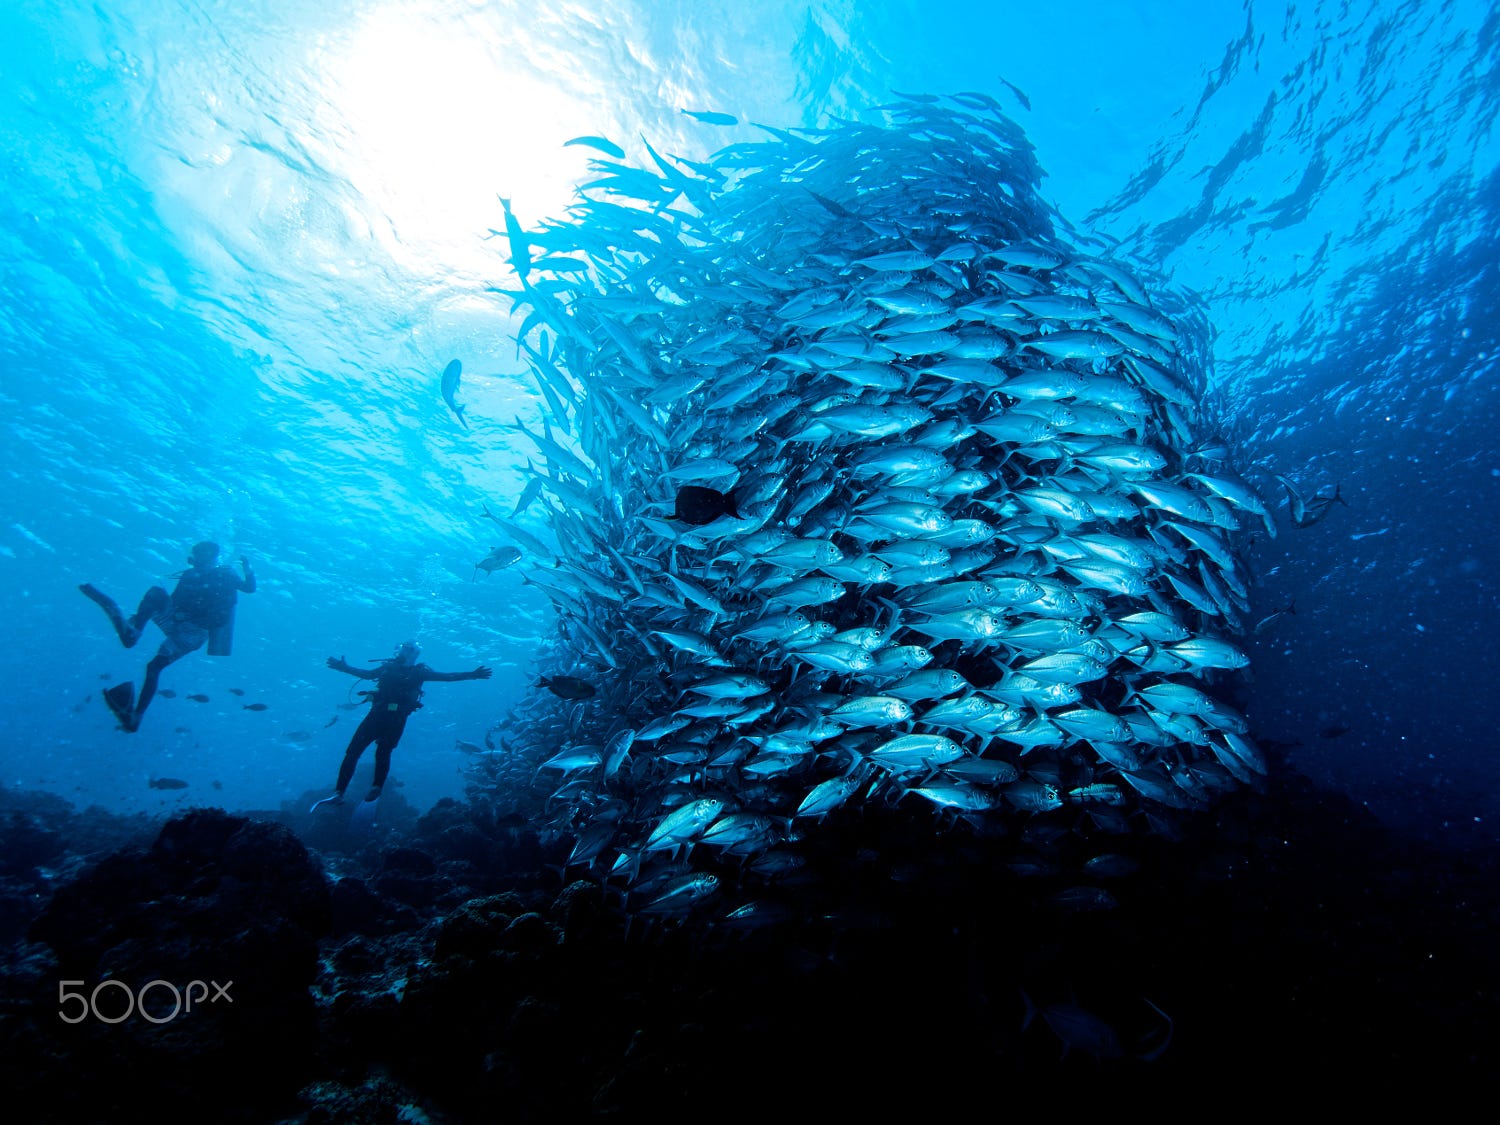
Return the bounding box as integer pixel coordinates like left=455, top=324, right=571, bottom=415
left=132, top=587, right=170, bottom=633
left=335, top=715, right=379, bottom=797
left=365, top=716, right=405, bottom=801
left=368, top=745, right=392, bottom=801
left=135, top=650, right=181, bottom=722
left=133, top=626, right=202, bottom=727
left=312, top=717, right=378, bottom=811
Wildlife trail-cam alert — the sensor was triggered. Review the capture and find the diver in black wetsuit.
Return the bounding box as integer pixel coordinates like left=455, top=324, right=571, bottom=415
left=80, top=541, right=256, bottom=732
left=315, top=640, right=491, bottom=808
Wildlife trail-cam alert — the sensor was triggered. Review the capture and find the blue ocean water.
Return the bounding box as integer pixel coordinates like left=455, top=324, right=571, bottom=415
left=0, top=0, right=1495, bottom=850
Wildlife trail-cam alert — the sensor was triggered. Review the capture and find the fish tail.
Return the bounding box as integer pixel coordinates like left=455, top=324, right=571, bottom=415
left=1019, top=987, right=1039, bottom=1031
left=1137, top=997, right=1175, bottom=1062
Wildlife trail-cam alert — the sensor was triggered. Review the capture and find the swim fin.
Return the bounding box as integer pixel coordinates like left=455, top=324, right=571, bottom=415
left=80, top=584, right=138, bottom=648
left=348, top=795, right=380, bottom=833
left=103, top=682, right=139, bottom=733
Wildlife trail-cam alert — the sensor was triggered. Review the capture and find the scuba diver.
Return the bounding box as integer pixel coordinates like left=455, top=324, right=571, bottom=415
left=313, top=640, right=491, bottom=811
left=79, top=541, right=256, bottom=732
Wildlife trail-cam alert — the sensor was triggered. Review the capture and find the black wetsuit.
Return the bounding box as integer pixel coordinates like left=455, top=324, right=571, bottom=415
left=331, top=659, right=487, bottom=797
left=165, top=565, right=247, bottom=641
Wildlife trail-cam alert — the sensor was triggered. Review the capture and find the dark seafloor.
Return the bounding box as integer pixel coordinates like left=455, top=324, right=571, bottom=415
left=0, top=754, right=1495, bottom=1122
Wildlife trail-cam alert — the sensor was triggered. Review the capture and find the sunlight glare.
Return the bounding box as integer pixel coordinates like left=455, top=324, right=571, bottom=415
left=324, top=6, right=588, bottom=280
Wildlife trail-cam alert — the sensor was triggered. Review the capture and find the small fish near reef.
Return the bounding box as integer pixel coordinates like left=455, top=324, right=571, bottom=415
left=537, top=675, right=596, bottom=700
left=149, top=777, right=189, bottom=790
left=474, top=545, right=522, bottom=580
left=671, top=485, right=739, bottom=526
left=441, top=358, right=468, bottom=430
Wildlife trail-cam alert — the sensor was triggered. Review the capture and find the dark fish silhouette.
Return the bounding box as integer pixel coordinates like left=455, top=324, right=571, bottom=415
left=283, top=730, right=313, bottom=742
left=228, top=688, right=245, bottom=696
left=173, top=726, right=191, bottom=734
left=212, top=781, right=222, bottom=790
left=1275, top=474, right=1346, bottom=529
left=244, top=703, right=269, bottom=711
left=538, top=675, right=596, bottom=700
left=186, top=693, right=210, bottom=703
left=1319, top=723, right=1352, bottom=739
left=1253, top=600, right=1297, bottom=634
left=441, top=358, right=468, bottom=429
left=149, top=777, right=189, bottom=790
left=323, top=715, right=338, bottom=728
left=474, top=545, right=522, bottom=579
left=672, top=485, right=740, bottom=526
left=158, top=689, right=177, bottom=699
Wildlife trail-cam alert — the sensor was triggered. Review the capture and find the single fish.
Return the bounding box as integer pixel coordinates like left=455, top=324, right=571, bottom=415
left=538, top=675, right=596, bottom=700
left=440, top=359, right=468, bottom=429
left=474, top=545, right=522, bottom=579
left=1253, top=600, right=1296, bottom=634
left=149, top=777, right=189, bottom=790
left=455, top=740, right=485, bottom=754
left=563, top=135, right=626, bottom=159
left=228, top=688, right=245, bottom=696
left=682, top=108, right=738, bottom=126
left=186, top=694, right=210, bottom=703
left=158, top=689, right=177, bottom=699
left=671, top=485, right=740, bottom=525
left=1275, top=474, right=1345, bottom=528
left=283, top=730, right=313, bottom=742
left=243, top=702, right=269, bottom=711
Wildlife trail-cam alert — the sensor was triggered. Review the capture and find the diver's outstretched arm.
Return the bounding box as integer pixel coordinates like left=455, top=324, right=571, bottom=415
left=425, top=665, right=493, bottom=683
left=327, top=655, right=380, bottom=678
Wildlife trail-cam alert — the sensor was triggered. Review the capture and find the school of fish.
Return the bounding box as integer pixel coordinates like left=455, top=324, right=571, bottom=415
left=476, top=94, right=1270, bottom=921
